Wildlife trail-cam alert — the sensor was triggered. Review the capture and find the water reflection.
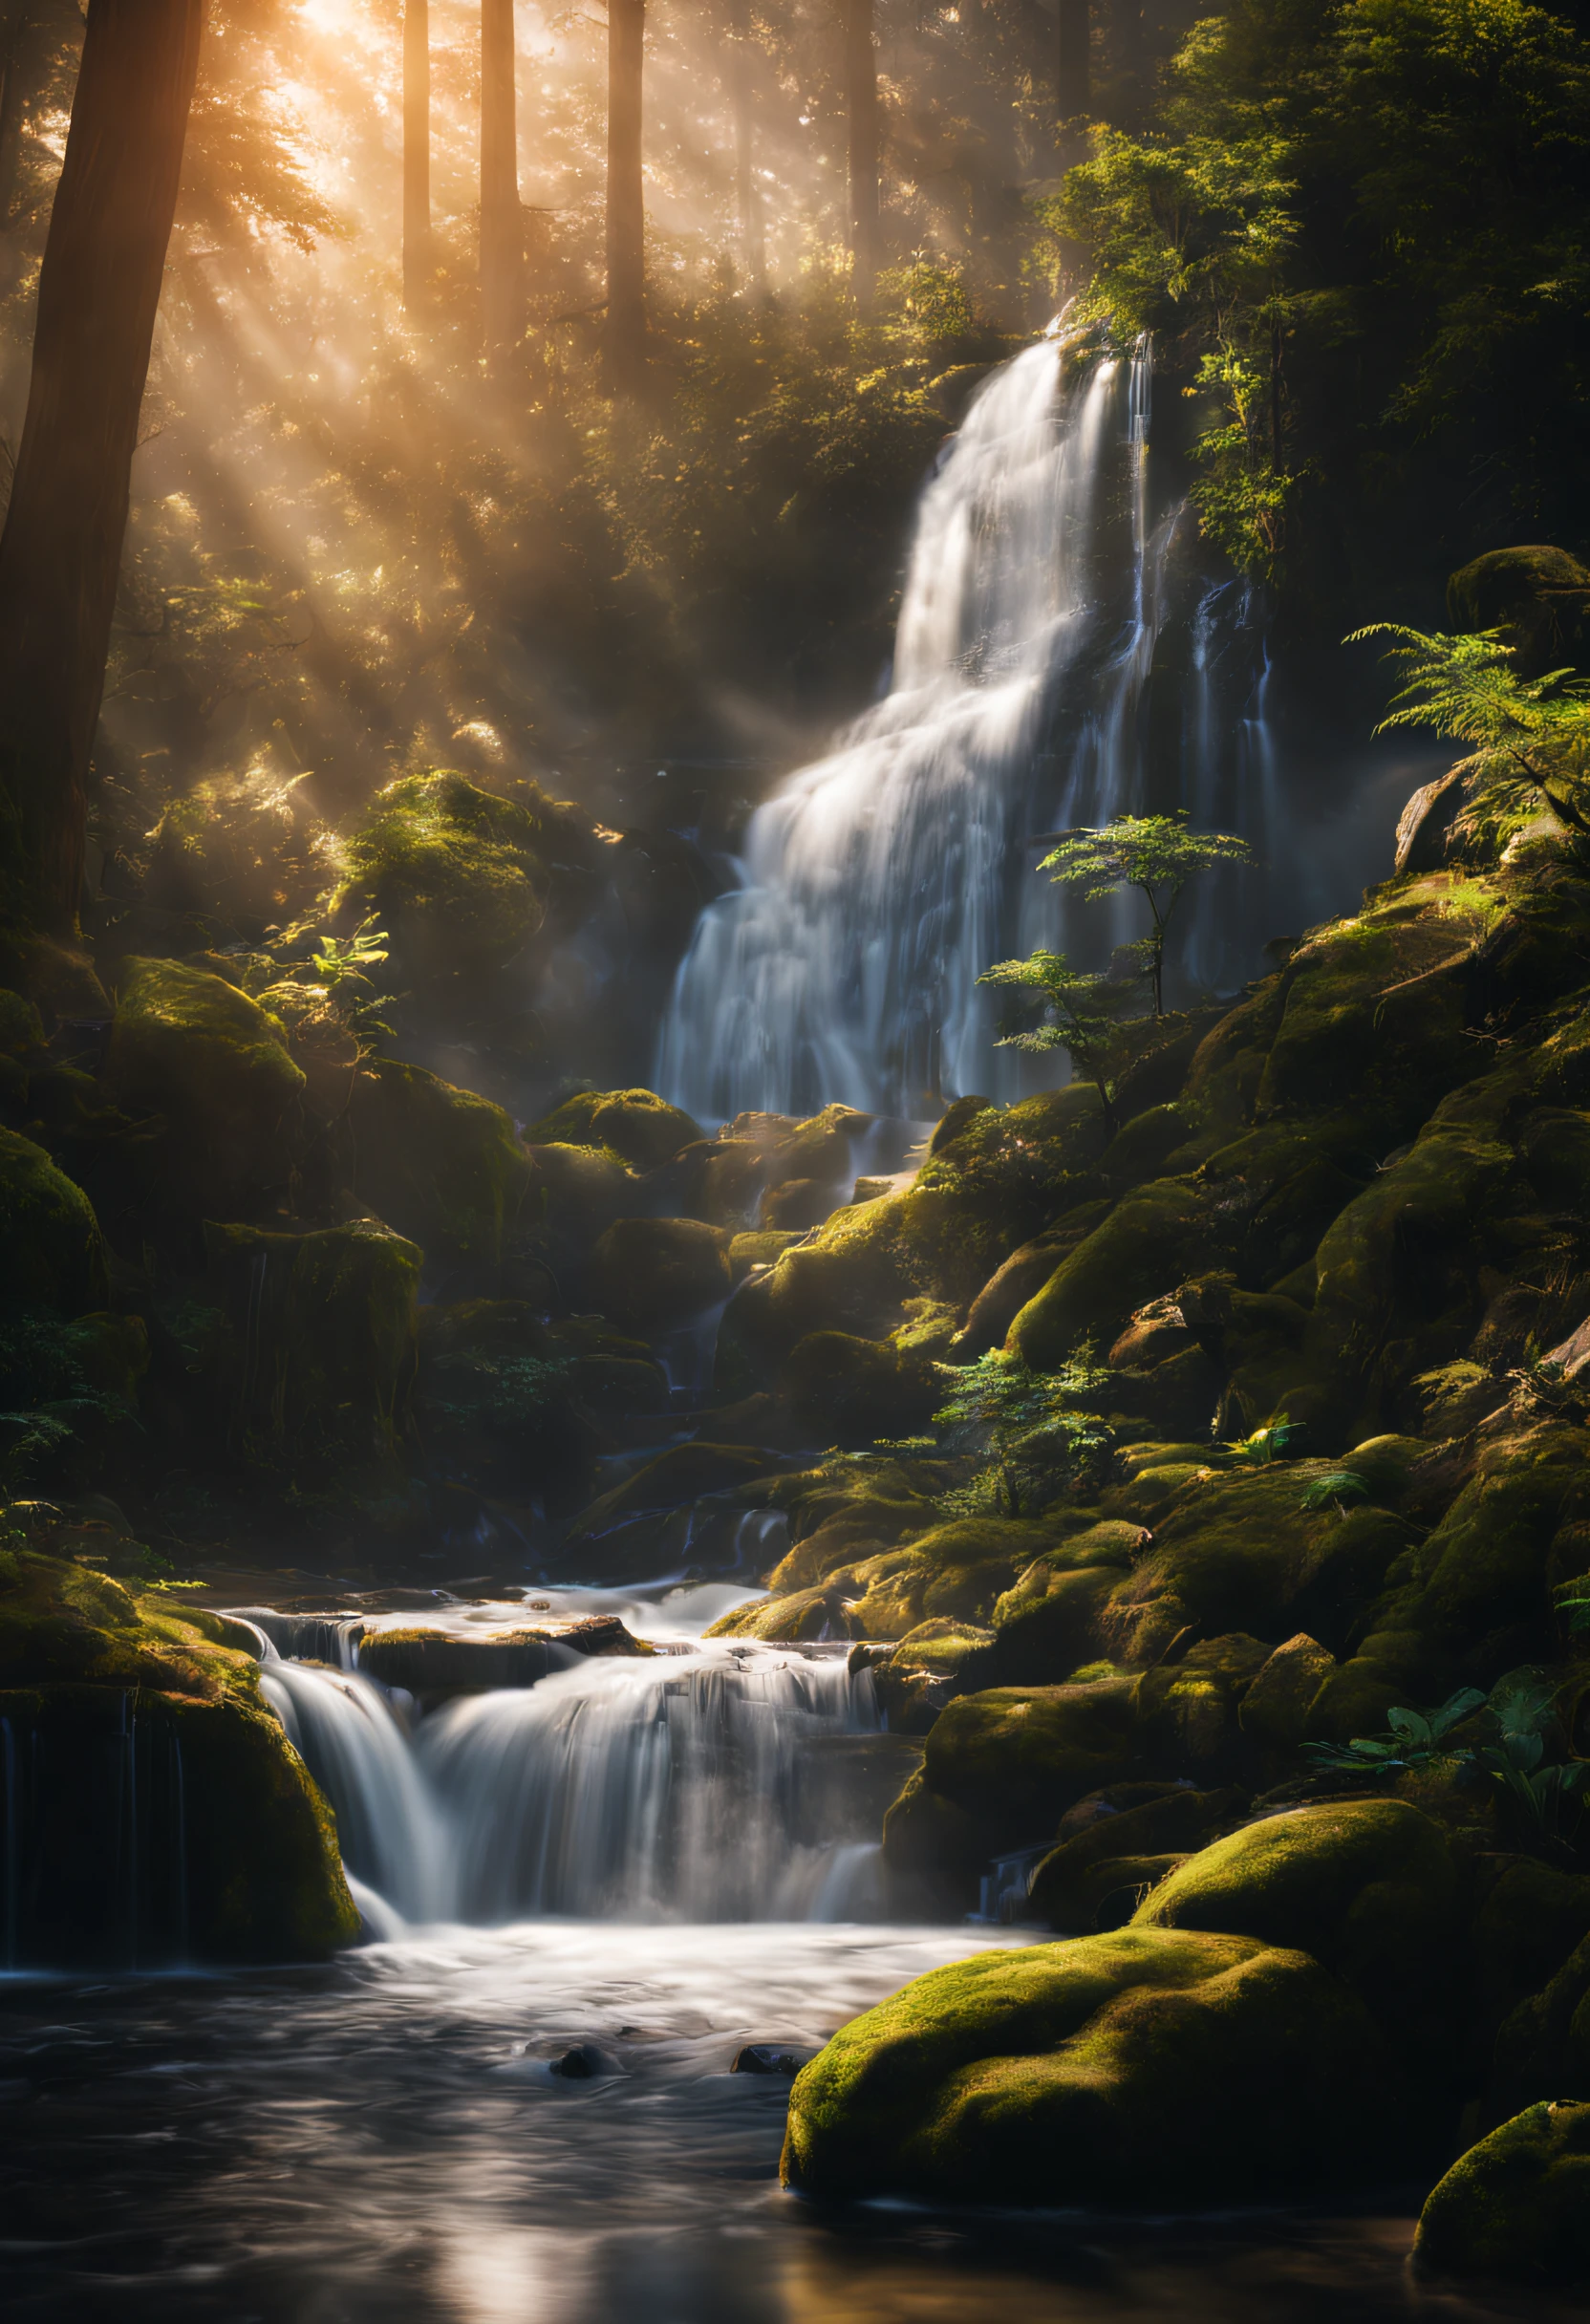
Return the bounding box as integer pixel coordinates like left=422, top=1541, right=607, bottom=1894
left=0, top=1924, right=1578, bottom=2324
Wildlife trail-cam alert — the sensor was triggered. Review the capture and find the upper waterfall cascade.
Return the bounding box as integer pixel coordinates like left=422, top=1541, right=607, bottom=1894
left=656, top=329, right=1278, bottom=1123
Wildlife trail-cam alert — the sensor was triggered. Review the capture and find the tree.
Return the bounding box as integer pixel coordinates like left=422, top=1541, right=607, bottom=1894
left=1350, top=622, right=1590, bottom=841
left=978, top=949, right=1125, bottom=1129
left=480, top=0, right=522, bottom=360
left=1038, top=814, right=1253, bottom=1016
left=843, top=0, right=880, bottom=306
left=402, top=0, right=430, bottom=312
left=724, top=0, right=763, bottom=290
left=0, top=0, right=203, bottom=931
left=606, top=0, right=645, bottom=392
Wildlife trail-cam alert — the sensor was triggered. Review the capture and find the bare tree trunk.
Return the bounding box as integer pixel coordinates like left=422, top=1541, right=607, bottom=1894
left=0, top=0, right=202, bottom=931
left=480, top=0, right=522, bottom=360
left=724, top=0, right=763, bottom=290
left=843, top=0, right=879, bottom=308
left=605, top=0, right=644, bottom=393
left=402, top=0, right=430, bottom=312
left=1057, top=0, right=1088, bottom=148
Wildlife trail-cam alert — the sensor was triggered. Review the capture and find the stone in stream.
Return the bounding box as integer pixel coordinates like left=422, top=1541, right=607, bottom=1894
left=548, top=2042, right=621, bottom=2079
left=731, top=2044, right=814, bottom=2076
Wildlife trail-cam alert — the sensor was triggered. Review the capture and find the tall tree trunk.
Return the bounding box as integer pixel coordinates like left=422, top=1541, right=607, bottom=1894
left=0, top=0, right=202, bottom=930
left=480, top=0, right=522, bottom=360
left=724, top=0, right=763, bottom=290
left=402, top=0, right=430, bottom=311
left=1057, top=0, right=1088, bottom=146
left=843, top=0, right=879, bottom=308
left=605, top=0, right=644, bottom=393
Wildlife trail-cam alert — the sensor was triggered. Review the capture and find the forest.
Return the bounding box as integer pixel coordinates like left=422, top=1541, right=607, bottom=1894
left=5, top=0, right=1590, bottom=2317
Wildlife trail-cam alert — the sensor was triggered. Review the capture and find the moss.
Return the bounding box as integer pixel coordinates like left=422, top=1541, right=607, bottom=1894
left=0, top=1552, right=355, bottom=1964
left=332, top=769, right=591, bottom=982
left=1415, top=2103, right=1590, bottom=2282
left=0, top=986, right=43, bottom=1058
left=105, top=957, right=305, bottom=1204
left=355, top=1626, right=558, bottom=1692
left=586, top=1215, right=734, bottom=1334
left=348, top=1059, right=532, bottom=1272
left=1238, top=1632, right=1337, bottom=1754
left=987, top=1526, right=1143, bottom=1684
left=0, top=1128, right=107, bottom=1312
left=1133, top=1797, right=1458, bottom=2050
left=1132, top=1633, right=1273, bottom=1777
left=840, top=1517, right=1048, bottom=1636
left=889, top=1616, right=995, bottom=1675
left=1470, top=1859, right=1590, bottom=2043
left=1007, top=1179, right=1217, bottom=1372
left=895, top=1678, right=1142, bottom=1859
left=782, top=1925, right=1394, bottom=2205
left=526, top=1141, right=642, bottom=1252
left=1448, top=544, right=1590, bottom=678
left=1028, top=1785, right=1245, bottom=1930
left=204, top=1216, right=421, bottom=1474
left=526, top=1087, right=703, bottom=1171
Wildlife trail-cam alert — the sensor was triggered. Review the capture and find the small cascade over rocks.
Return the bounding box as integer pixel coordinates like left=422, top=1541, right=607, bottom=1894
left=259, top=1631, right=884, bottom=1929
left=657, top=326, right=1278, bottom=1122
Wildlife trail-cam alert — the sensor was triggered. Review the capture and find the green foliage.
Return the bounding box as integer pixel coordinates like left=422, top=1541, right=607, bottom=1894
left=1299, top=1469, right=1372, bottom=1512
left=0, top=1306, right=131, bottom=1493
left=1302, top=1685, right=1486, bottom=1773
left=1223, top=1413, right=1305, bottom=1465
left=931, top=1350, right=1110, bottom=1517
left=1038, top=815, right=1254, bottom=1015
left=977, top=951, right=1127, bottom=1125
left=1352, top=622, right=1590, bottom=841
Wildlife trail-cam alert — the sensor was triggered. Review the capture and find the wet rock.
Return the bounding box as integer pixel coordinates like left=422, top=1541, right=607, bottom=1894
left=348, top=1059, right=533, bottom=1278
left=731, top=2043, right=813, bottom=2075
left=526, top=1087, right=703, bottom=1173
left=1028, top=1784, right=1246, bottom=1930
left=584, top=1215, right=734, bottom=1335
left=548, top=2041, right=622, bottom=2078
left=782, top=1925, right=1398, bottom=2205
left=0, top=1126, right=107, bottom=1312
left=1395, top=771, right=1465, bottom=876
left=780, top=1329, right=939, bottom=1449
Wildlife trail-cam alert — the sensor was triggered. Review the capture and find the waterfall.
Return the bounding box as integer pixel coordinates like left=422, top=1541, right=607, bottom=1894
left=259, top=1641, right=882, bottom=1928
left=656, top=326, right=1279, bottom=1123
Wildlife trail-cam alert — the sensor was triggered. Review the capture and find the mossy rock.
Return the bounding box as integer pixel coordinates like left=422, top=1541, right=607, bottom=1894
left=780, top=1329, right=939, bottom=1448
left=0, top=986, right=44, bottom=1058
left=331, top=769, right=594, bottom=985
left=526, top=1087, right=702, bottom=1172
left=884, top=1680, right=1141, bottom=1881
left=556, top=1440, right=784, bottom=1585
left=585, top=1214, right=734, bottom=1335
left=1494, top=1926, right=1590, bottom=2115
left=888, top=1617, right=995, bottom=1676
left=1132, top=1632, right=1273, bottom=1778
left=105, top=957, right=305, bottom=1200
left=782, top=1925, right=1395, bottom=2205
left=348, top=1059, right=533, bottom=1273
left=1007, top=1178, right=1214, bottom=1373
left=987, top=1526, right=1144, bottom=1685
left=526, top=1141, right=642, bottom=1253
left=0, top=1128, right=107, bottom=1312
left=706, top=1585, right=857, bottom=1642
left=1237, top=1632, right=1337, bottom=1754
left=839, top=1517, right=1048, bottom=1639
left=1470, top=1858, right=1590, bottom=2047
left=1416, top=2102, right=1590, bottom=2282
left=1448, top=545, right=1590, bottom=678
left=1028, top=1784, right=1245, bottom=1931
left=0, top=1552, right=355, bottom=1964
left=355, top=1626, right=558, bottom=1693
left=1133, top=1797, right=1458, bottom=2051
left=205, top=1216, right=421, bottom=1474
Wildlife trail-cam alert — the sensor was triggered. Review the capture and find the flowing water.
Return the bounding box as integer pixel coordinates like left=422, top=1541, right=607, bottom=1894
left=657, top=327, right=1279, bottom=1123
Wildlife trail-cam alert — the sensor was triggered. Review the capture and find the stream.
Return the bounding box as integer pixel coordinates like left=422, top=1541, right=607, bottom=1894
left=0, top=1595, right=1578, bottom=2322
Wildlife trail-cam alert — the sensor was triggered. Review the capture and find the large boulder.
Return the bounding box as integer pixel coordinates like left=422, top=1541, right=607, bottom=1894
left=0, top=1127, right=106, bottom=1311
left=105, top=957, right=305, bottom=1209
left=1415, top=2102, right=1590, bottom=2283
left=1132, top=1797, right=1459, bottom=2055
left=782, top=1925, right=1395, bottom=2205
left=584, top=1215, right=734, bottom=1334
left=0, top=1553, right=356, bottom=1964
left=204, top=1216, right=421, bottom=1477
left=526, top=1087, right=702, bottom=1171
left=348, top=1059, right=533, bottom=1276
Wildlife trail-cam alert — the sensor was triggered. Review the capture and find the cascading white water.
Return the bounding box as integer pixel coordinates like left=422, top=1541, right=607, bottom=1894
left=656, top=327, right=1278, bottom=1123
left=261, top=1640, right=881, bottom=1928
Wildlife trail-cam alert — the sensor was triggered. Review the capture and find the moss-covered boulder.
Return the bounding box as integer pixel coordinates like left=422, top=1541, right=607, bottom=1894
left=1028, top=1784, right=1244, bottom=1931
left=882, top=1680, right=1140, bottom=1893
left=1448, top=545, right=1590, bottom=678
left=0, top=1128, right=107, bottom=1311
left=1132, top=1633, right=1273, bottom=1778
left=331, top=769, right=596, bottom=990
left=585, top=1215, right=734, bottom=1334
left=0, top=1553, right=355, bottom=1964
left=986, top=1522, right=1145, bottom=1683
left=1133, top=1797, right=1459, bottom=2050
left=526, top=1087, right=702, bottom=1171
left=348, top=1059, right=533, bottom=1275
left=555, top=1440, right=784, bottom=1584
left=782, top=1926, right=1395, bottom=2205
left=105, top=957, right=305, bottom=1206
left=205, top=1216, right=421, bottom=1476
left=1237, top=1632, right=1337, bottom=1754
left=1007, top=1179, right=1214, bottom=1372
left=1415, top=2102, right=1590, bottom=2283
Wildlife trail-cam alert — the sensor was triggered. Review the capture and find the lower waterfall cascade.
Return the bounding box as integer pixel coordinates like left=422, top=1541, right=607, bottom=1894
left=257, top=1623, right=887, bottom=1931
left=656, top=324, right=1285, bottom=1124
